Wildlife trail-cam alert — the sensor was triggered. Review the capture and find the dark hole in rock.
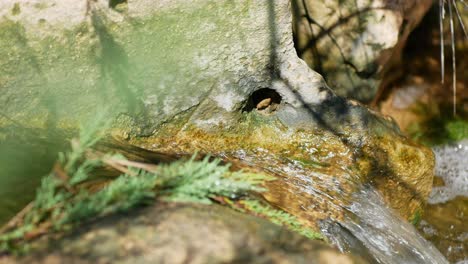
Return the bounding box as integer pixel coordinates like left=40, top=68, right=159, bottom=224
left=243, top=88, right=282, bottom=113
left=109, top=0, right=127, bottom=9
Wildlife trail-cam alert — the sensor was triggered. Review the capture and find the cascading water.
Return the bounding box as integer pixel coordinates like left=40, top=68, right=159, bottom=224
left=322, top=187, right=449, bottom=264
left=418, top=140, right=468, bottom=263
left=234, top=150, right=449, bottom=264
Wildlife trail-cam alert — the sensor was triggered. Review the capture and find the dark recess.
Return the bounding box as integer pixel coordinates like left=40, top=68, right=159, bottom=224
left=109, top=0, right=126, bottom=9
left=243, top=88, right=282, bottom=112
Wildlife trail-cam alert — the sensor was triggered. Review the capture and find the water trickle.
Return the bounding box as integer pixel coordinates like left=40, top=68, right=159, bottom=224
left=235, top=151, right=449, bottom=263
left=322, top=187, right=449, bottom=264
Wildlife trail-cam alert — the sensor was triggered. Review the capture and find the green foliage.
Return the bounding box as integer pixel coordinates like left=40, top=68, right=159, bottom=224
left=59, top=156, right=269, bottom=226
left=410, top=209, right=422, bottom=226
left=407, top=103, right=468, bottom=146
left=59, top=174, right=156, bottom=226
left=62, top=111, right=111, bottom=174
left=0, top=124, right=270, bottom=253
left=240, top=200, right=324, bottom=240
left=445, top=120, right=468, bottom=142
left=159, top=156, right=270, bottom=203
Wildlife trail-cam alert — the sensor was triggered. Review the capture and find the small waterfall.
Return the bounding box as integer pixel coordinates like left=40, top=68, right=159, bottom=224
left=321, top=187, right=449, bottom=264
left=234, top=151, right=449, bottom=263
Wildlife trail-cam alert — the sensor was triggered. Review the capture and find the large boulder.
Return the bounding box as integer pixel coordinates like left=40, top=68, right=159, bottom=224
left=0, top=0, right=433, bottom=235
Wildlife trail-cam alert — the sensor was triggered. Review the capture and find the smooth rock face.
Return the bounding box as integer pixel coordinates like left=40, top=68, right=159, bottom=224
left=0, top=203, right=366, bottom=264
left=0, top=0, right=331, bottom=131
left=292, top=0, right=433, bottom=103
left=0, top=0, right=433, bottom=231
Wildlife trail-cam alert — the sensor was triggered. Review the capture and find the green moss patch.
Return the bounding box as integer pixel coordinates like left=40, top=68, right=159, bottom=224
left=406, top=103, right=468, bottom=146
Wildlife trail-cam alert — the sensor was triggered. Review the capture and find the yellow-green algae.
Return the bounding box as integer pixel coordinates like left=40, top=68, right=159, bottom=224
left=124, top=111, right=434, bottom=225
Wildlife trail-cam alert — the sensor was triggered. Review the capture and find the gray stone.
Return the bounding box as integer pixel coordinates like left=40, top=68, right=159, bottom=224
left=0, top=0, right=331, bottom=132
left=0, top=0, right=394, bottom=135
left=0, top=203, right=366, bottom=264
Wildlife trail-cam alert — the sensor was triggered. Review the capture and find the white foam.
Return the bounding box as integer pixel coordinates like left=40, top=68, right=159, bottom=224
left=428, top=140, right=468, bottom=204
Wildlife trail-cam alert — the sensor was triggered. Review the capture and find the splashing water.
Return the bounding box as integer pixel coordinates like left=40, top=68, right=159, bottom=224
left=429, top=140, right=468, bottom=204
left=418, top=140, right=467, bottom=263
left=234, top=151, right=449, bottom=263
left=322, top=187, right=449, bottom=264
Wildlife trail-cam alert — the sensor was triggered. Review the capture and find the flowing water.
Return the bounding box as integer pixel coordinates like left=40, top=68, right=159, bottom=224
left=232, top=150, right=450, bottom=263
left=322, top=188, right=449, bottom=264
left=429, top=140, right=467, bottom=204
left=418, top=140, right=468, bottom=263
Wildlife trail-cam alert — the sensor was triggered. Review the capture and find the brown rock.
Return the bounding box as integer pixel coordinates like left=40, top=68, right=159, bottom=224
left=1, top=203, right=366, bottom=264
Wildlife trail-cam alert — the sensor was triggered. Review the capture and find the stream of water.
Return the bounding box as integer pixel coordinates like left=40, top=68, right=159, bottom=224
left=322, top=187, right=449, bottom=264
left=319, top=141, right=468, bottom=263
left=429, top=140, right=467, bottom=204
left=235, top=150, right=451, bottom=264
left=418, top=140, right=468, bottom=263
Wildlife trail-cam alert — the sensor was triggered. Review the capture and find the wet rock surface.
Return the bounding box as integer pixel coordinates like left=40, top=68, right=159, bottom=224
left=0, top=203, right=365, bottom=264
